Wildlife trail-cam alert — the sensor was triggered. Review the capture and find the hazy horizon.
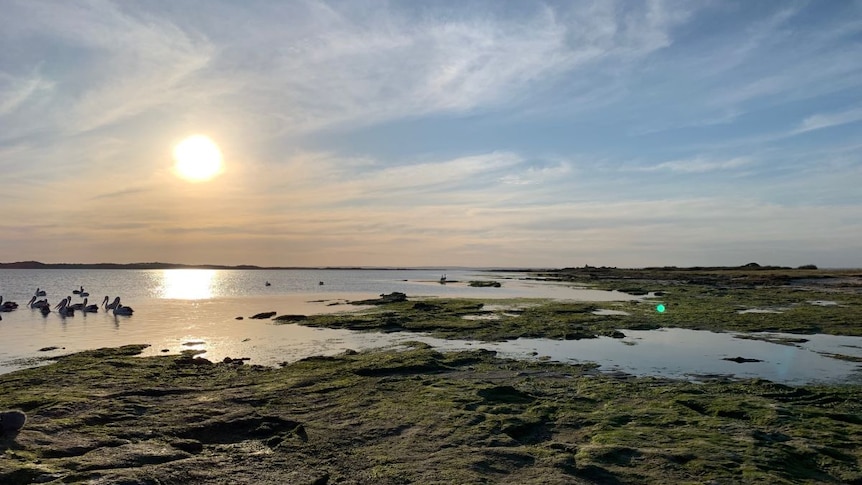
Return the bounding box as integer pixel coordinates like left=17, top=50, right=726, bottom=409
left=2, top=1, right=860, bottom=268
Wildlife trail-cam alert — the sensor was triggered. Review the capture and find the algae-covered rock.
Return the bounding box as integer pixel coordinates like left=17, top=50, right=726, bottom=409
left=349, top=292, right=407, bottom=305
left=0, top=410, right=26, bottom=434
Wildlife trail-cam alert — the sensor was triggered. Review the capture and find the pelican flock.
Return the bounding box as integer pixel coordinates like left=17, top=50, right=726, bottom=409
left=0, top=287, right=136, bottom=318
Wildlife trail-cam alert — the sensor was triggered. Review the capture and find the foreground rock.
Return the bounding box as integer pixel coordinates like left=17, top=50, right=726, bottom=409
left=1, top=345, right=860, bottom=484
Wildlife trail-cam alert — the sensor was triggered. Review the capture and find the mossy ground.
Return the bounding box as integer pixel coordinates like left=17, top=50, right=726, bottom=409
left=1, top=345, right=860, bottom=484
left=296, top=267, right=862, bottom=339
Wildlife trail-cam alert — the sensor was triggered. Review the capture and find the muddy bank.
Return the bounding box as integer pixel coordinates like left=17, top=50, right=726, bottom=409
left=2, top=345, right=861, bottom=484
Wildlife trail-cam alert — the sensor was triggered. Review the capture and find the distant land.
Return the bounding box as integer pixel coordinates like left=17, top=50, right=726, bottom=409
left=0, top=261, right=518, bottom=271
left=0, top=261, right=832, bottom=271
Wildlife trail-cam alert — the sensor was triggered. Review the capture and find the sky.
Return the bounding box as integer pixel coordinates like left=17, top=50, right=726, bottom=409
left=1, top=0, right=861, bottom=268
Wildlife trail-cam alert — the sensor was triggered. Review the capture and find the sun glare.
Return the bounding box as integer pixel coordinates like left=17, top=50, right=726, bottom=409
left=173, top=135, right=224, bottom=182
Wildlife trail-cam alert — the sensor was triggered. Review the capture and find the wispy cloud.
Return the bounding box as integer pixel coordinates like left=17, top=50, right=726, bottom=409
left=793, top=106, right=862, bottom=134
left=1, top=1, right=861, bottom=267
left=629, top=156, right=752, bottom=174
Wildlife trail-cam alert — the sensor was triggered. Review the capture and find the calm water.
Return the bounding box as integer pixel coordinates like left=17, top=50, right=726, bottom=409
left=1, top=269, right=860, bottom=384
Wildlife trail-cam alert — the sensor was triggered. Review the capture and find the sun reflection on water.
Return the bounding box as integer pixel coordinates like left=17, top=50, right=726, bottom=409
left=159, top=269, right=216, bottom=299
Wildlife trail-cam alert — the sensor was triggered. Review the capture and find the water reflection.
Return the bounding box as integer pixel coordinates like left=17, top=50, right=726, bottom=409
left=159, top=269, right=216, bottom=300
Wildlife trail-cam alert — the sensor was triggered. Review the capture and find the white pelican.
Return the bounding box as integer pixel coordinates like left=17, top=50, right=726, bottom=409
left=0, top=296, right=19, bottom=312
left=112, top=304, right=134, bottom=316
left=35, top=288, right=47, bottom=297
left=70, top=297, right=91, bottom=311
left=103, top=296, right=133, bottom=315
left=54, top=297, right=74, bottom=317
left=28, top=296, right=50, bottom=309
left=103, top=296, right=120, bottom=311
left=81, top=298, right=99, bottom=313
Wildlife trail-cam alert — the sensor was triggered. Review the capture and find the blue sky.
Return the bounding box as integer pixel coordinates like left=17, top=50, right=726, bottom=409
left=1, top=0, right=861, bottom=267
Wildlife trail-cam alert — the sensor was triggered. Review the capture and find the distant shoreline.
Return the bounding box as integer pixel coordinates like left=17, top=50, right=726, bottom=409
left=2, top=261, right=857, bottom=271
left=0, top=261, right=526, bottom=271
left=0, top=261, right=862, bottom=277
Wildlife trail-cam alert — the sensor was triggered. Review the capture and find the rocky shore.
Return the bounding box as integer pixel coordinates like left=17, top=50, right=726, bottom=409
left=1, top=342, right=860, bottom=484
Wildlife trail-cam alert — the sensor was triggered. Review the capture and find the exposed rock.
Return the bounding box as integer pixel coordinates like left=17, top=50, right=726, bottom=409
left=250, top=311, right=277, bottom=319
left=722, top=356, right=763, bottom=363
left=349, top=292, right=407, bottom=305
left=468, top=280, right=502, bottom=288
left=175, top=356, right=213, bottom=366
left=274, top=314, right=308, bottom=322
left=0, top=410, right=27, bottom=434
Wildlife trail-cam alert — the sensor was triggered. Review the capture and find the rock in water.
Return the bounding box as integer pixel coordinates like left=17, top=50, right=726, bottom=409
left=0, top=410, right=27, bottom=434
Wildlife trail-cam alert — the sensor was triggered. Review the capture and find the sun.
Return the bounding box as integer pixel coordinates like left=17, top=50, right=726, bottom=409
left=172, top=135, right=224, bottom=182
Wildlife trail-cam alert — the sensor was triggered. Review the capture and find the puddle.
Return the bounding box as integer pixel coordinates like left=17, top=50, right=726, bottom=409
left=389, top=328, right=862, bottom=385
left=592, top=309, right=631, bottom=316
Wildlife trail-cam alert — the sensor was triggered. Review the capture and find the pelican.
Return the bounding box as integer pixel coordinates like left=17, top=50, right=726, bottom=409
left=104, top=296, right=133, bottom=315
left=0, top=296, right=19, bottom=312
left=73, top=286, right=89, bottom=297
left=35, top=288, right=47, bottom=297
left=103, top=296, right=120, bottom=311
left=70, top=297, right=86, bottom=311
left=28, top=296, right=50, bottom=309
left=112, top=304, right=134, bottom=316
left=81, top=298, right=99, bottom=313
left=54, top=297, right=74, bottom=317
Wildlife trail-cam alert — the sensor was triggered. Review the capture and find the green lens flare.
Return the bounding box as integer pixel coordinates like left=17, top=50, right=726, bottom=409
left=656, top=304, right=666, bottom=313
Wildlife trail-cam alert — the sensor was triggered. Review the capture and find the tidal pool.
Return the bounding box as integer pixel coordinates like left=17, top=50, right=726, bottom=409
left=383, top=328, right=862, bottom=385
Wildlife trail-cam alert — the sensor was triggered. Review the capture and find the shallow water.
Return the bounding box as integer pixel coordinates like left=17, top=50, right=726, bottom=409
left=0, top=268, right=633, bottom=372
left=1, top=268, right=860, bottom=384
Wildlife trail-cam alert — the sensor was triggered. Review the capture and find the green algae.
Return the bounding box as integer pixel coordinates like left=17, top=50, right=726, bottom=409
left=293, top=268, right=862, bottom=341
left=2, top=345, right=860, bottom=484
